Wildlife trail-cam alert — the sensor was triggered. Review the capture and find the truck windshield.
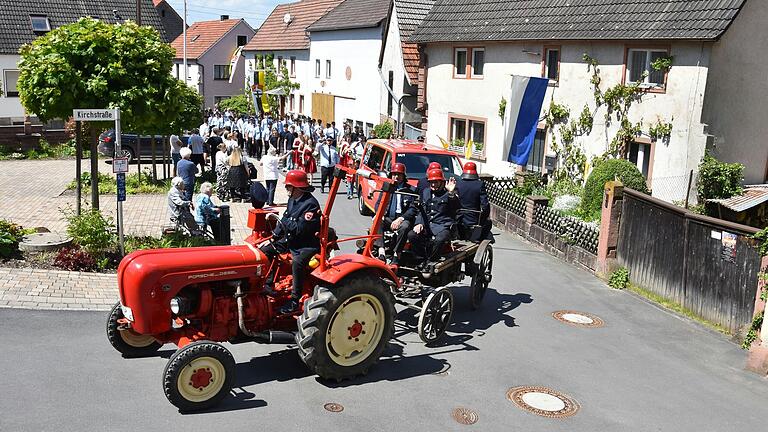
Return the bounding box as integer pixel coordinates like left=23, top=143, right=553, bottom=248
left=395, top=153, right=462, bottom=179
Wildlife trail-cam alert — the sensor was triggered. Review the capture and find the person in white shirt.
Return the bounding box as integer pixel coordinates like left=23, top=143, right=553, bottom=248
left=260, top=146, right=289, bottom=206
left=214, top=142, right=230, bottom=201
left=170, top=134, right=184, bottom=177
left=199, top=122, right=209, bottom=140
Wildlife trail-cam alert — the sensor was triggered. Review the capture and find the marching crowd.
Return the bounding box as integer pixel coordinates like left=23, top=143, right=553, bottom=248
left=166, top=108, right=370, bottom=240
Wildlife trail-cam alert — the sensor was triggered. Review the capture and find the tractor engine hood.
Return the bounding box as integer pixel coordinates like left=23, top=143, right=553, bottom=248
left=117, top=245, right=267, bottom=334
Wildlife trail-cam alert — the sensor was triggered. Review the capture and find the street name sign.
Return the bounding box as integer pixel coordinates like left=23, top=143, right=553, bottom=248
left=72, top=109, right=116, bottom=121
left=116, top=173, right=126, bottom=202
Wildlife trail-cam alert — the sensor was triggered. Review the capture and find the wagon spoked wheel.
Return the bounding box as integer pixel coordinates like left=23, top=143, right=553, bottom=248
left=470, top=241, right=493, bottom=310
left=163, top=341, right=235, bottom=412
left=106, top=302, right=161, bottom=357
left=417, top=287, right=454, bottom=344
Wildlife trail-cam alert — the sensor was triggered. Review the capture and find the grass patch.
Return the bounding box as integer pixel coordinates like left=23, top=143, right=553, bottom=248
left=623, top=282, right=732, bottom=336
left=66, top=169, right=217, bottom=195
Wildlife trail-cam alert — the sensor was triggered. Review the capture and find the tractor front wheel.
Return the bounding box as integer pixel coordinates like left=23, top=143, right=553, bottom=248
left=106, top=302, right=162, bottom=357
left=162, top=341, right=235, bottom=412
left=296, top=276, right=395, bottom=381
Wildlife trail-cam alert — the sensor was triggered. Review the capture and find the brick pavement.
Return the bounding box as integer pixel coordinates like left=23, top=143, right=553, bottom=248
left=0, top=158, right=294, bottom=311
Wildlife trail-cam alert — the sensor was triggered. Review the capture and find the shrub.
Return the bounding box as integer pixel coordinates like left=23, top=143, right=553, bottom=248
left=697, top=153, right=744, bottom=202
left=609, top=267, right=630, bottom=289
left=582, top=158, right=648, bottom=215
left=372, top=121, right=394, bottom=139
left=54, top=246, right=96, bottom=272
left=63, top=208, right=117, bottom=253
left=0, top=220, right=29, bottom=258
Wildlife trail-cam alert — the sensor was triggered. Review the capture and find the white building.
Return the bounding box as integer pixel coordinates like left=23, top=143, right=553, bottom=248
left=242, top=0, right=344, bottom=118
left=304, top=0, right=391, bottom=134
left=410, top=0, right=753, bottom=200
left=170, top=16, right=254, bottom=109
left=378, top=0, right=434, bottom=139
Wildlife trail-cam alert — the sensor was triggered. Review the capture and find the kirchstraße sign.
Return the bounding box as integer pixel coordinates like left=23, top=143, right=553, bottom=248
left=72, top=109, right=117, bottom=121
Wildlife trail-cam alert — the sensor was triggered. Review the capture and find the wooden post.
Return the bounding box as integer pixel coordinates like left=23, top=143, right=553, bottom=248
left=151, top=135, right=157, bottom=181
left=684, top=169, right=693, bottom=209
left=90, top=127, right=100, bottom=210
left=75, top=121, right=82, bottom=216
left=596, top=181, right=624, bottom=276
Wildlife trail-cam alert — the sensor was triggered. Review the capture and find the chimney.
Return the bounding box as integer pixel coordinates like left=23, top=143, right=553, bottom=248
left=220, top=15, right=229, bottom=20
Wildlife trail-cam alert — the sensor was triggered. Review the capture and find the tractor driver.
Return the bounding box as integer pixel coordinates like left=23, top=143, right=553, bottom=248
left=260, top=170, right=321, bottom=314
left=375, top=162, right=417, bottom=265
left=407, top=166, right=460, bottom=267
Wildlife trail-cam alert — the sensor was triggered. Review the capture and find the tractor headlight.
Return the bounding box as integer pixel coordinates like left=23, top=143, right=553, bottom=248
left=170, top=296, right=191, bottom=315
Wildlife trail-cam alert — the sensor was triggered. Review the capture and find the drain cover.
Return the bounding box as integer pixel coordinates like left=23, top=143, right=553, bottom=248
left=324, top=402, right=344, bottom=413
left=507, top=386, right=580, bottom=418
left=451, top=407, right=478, bottom=425
left=552, top=310, right=604, bottom=328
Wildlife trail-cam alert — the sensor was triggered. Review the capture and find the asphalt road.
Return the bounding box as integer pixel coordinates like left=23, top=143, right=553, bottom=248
left=2, top=190, right=767, bottom=431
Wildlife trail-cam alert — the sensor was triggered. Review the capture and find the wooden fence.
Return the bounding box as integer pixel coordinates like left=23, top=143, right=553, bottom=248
left=617, top=188, right=762, bottom=334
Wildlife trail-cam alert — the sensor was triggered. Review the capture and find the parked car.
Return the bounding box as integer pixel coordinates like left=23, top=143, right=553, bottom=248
left=356, top=139, right=463, bottom=215
left=97, top=130, right=189, bottom=162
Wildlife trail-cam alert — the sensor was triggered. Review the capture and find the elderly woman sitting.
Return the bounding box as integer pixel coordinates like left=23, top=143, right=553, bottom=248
left=167, top=177, right=198, bottom=233
left=195, top=182, right=222, bottom=241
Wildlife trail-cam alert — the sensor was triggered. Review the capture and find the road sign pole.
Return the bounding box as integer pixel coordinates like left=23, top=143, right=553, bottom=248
left=114, top=108, right=125, bottom=256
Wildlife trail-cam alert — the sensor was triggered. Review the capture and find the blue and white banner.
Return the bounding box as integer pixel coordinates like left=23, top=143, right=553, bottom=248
left=502, top=75, right=549, bottom=165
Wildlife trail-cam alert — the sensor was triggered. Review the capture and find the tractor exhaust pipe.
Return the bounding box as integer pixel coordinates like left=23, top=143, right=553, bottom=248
left=235, top=281, right=295, bottom=344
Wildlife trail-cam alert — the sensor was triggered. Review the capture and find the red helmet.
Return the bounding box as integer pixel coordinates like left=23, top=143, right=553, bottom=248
left=428, top=162, right=441, bottom=171
left=462, top=161, right=479, bottom=180
left=390, top=162, right=406, bottom=175
left=285, top=170, right=311, bottom=189
left=427, top=168, right=445, bottom=182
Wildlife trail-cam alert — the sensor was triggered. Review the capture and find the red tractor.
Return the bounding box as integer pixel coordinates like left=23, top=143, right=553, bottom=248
left=106, top=167, right=400, bottom=411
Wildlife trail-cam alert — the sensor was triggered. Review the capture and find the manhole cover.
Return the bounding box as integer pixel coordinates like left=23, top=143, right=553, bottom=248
left=19, top=232, right=71, bottom=252
left=324, top=402, right=344, bottom=413
left=451, top=407, right=478, bottom=425
left=552, top=310, right=605, bottom=328
left=506, top=386, right=580, bottom=418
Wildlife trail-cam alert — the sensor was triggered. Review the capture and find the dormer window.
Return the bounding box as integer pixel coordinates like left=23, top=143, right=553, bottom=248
left=30, top=15, right=51, bottom=32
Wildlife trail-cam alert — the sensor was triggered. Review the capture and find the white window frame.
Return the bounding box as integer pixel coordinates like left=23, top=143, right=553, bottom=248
left=454, top=48, right=468, bottom=78
left=626, top=48, right=669, bottom=89
left=3, top=69, right=20, bottom=98
left=315, top=59, right=321, bottom=78
left=544, top=47, right=560, bottom=82
left=290, top=56, right=296, bottom=78
left=471, top=48, right=485, bottom=78
left=326, top=60, right=332, bottom=79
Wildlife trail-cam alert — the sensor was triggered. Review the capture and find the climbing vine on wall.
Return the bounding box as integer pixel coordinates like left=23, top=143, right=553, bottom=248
left=546, top=54, right=675, bottom=182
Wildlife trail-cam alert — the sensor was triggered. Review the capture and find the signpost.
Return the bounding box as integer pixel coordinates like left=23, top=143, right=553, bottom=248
left=72, top=108, right=125, bottom=255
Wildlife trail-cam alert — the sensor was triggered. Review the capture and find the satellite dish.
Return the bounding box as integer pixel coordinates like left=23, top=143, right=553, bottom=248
left=283, top=13, right=292, bottom=24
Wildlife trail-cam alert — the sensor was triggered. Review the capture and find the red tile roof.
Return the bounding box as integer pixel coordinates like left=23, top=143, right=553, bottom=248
left=401, top=42, right=419, bottom=84
left=152, top=0, right=163, bottom=6
left=170, top=19, right=245, bottom=60
left=243, top=0, right=344, bottom=51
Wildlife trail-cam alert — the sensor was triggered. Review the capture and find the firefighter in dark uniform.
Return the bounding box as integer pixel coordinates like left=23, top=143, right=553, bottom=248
left=260, top=170, right=321, bottom=313
left=374, top=162, right=417, bottom=265
left=408, top=166, right=460, bottom=265
left=456, top=161, right=491, bottom=241
left=416, top=161, right=442, bottom=197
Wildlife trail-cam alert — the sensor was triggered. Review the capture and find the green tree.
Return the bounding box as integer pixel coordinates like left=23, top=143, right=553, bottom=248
left=17, top=18, right=196, bottom=206
left=18, top=18, right=177, bottom=131
left=264, top=64, right=300, bottom=114
left=218, top=92, right=253, bottom=115
left=697, top=153, right=744, bottom=201
left=582, top=158, right=648, bottom=217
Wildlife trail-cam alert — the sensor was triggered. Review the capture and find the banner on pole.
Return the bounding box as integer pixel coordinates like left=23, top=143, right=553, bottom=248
left=228, top=46, right=244, bottom=84
left=502, top=76, right=548, bottom=166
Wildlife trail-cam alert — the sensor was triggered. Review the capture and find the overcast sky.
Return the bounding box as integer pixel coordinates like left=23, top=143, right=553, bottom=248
left=165, top=0, right=292, bottom=29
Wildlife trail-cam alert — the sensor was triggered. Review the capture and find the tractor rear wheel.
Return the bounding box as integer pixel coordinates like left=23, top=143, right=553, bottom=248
left=162, top=341, right=235, bottom=412
left=296, top=276, right=395, bottom=381
left=106, top=302, right=162, bottom=357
